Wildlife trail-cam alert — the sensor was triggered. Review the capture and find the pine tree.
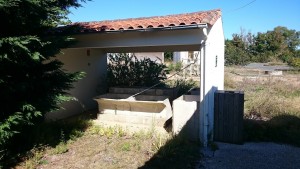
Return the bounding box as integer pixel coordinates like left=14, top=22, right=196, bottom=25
left=0, top=0, right=87, bottom=150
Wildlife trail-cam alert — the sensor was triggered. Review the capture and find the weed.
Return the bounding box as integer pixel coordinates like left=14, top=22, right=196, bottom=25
left=51, top=129, right=68, bottom=155
left=23, top=147, right=45, bottom=169
left=87, top=125, right=103, bottom=135
left=115, top=125, right=127, bottom=137
left=120, top=142, right=131, bottom=151
left=208, top=141, right=219, bottom=157
left=151, top=134, right=166, bottom=153
left=50, top=142, right=68, bottom=155
left=69, top=129, right=84, bottom=141
left=88, top=125, right=128, bottom=138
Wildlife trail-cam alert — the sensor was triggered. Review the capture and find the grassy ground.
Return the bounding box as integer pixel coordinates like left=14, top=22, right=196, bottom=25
left=5, top=113, right=200, bottom=169
left=225, top=66, right=300, bottom=146
left=6, top=66, right=300, bottom=168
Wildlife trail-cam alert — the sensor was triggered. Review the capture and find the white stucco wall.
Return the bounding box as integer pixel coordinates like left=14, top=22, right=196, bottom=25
left=173, top=51, right=188, bottom=63
left=173, top=51, right=200, bottom=64
left=133, top=52, right=164, bottom=63
left=199, top=17, right=225, bottom=144
left=46, top=48, right=107, bottom=120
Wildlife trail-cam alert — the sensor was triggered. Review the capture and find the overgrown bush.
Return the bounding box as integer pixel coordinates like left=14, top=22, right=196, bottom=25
left=165, top=79, right=197, bottom=96
left=107, top=53, right=167, bottom=87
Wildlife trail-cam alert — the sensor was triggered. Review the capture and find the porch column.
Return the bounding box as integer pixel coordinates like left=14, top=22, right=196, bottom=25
left=199, top=40, right=208, bottom=146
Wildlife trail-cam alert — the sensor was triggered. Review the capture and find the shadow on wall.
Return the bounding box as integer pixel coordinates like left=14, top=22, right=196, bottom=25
left=45, top=100, right=87, bottom=120
left=138, top=110, right=201, bottom=169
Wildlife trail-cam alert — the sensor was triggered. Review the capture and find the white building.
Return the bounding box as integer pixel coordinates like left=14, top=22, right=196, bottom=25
left=49, top=9, right=225, bottom=145
left=173, top=51, right=201, bottom=65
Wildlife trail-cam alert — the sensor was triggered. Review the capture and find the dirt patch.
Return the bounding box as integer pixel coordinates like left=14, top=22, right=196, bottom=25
left=37, top=133, right=154, bottom=169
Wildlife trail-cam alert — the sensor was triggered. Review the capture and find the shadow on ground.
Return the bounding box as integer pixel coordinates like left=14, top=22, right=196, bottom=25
left=1, top=110, right=97, bottom=168
left=244, top=114, right=300, bottom=147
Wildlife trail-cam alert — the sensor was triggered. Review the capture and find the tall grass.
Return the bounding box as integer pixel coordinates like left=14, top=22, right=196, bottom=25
left=225, top=74, right=300, bottom=118
left=225, top=67, right=300, bottom=146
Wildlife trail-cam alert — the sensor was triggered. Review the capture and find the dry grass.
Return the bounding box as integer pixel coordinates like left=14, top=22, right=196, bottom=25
left=225, top=66, right=300, bottom=146
left=13, top=123, right=200, bottom=169
left=225, top=67, right=300, bottom=118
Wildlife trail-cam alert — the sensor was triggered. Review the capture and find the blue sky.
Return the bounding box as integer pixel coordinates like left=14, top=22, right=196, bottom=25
left=68, top=0, right=300, bottom=39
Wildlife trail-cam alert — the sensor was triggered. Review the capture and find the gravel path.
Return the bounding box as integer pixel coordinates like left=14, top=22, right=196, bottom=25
left=199, top=142, right=300, bottom=169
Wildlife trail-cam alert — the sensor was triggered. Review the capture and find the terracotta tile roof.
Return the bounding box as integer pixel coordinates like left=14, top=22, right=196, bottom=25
left=72, top=9, right=221, bottom=33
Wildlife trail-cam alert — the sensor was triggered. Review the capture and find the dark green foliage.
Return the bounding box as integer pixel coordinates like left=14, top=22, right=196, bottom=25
left=225, top=26, right=300, bottom=65
left=288, top=57, right=300, bottom=68
left=0, top=0, right=88, bottom=162
left=225, top=39, right=251, bottom=65
left=164, top=52, right=173, bottom=62
left=107, top=53, right=167, bottom=87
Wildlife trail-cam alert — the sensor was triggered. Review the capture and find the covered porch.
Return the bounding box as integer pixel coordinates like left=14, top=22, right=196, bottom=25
left=48, top=9, right=224, bottom=145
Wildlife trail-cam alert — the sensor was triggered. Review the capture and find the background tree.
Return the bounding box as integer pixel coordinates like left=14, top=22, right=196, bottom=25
left=0, top=0, right=87, bottom=156
left=225, top=29, right=254, bottom=65
left=225, top=26, right=300, bottom=65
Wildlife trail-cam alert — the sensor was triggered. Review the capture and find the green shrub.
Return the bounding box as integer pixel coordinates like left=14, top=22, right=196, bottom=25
left=167, top=63, right=174, bottom=72
left=166, top=79, right=197, bottom=96
left=107, top=53, right=167, bottom=87
left=288, top=57, right=300, bottom=68
left=174, top=62, right=183, bottom=72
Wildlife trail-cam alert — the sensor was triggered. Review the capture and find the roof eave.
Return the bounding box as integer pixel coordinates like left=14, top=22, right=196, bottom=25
left=77, top=23, right=208, bottom=34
